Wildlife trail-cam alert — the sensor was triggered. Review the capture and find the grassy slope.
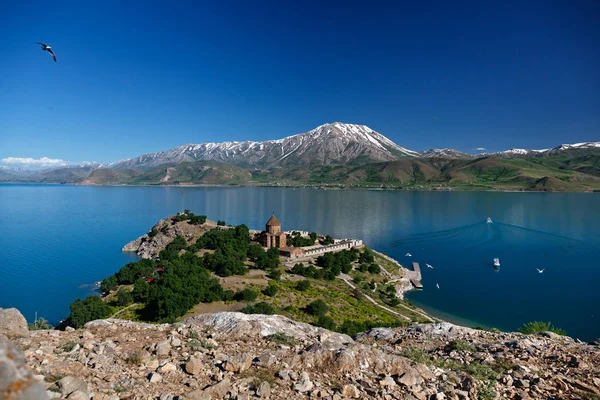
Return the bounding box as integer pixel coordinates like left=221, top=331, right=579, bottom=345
left=79, top=148, right=600, bottom=191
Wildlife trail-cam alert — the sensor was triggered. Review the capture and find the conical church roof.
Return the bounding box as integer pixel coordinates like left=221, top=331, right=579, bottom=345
left=266, top=214, right=281, bottom=226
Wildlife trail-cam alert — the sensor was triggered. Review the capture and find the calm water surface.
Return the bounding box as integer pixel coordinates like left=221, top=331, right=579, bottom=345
left=1, top=184, right=599, bottom=340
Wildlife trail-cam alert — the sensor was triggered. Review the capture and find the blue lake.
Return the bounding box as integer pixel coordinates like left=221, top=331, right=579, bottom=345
left=1, top=184, right=599, bottom=340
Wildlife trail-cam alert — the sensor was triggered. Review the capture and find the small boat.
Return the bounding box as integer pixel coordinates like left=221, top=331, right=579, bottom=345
left=405, top=253, right=412, bottom=257
left=493, top=258, right=500, bottom=267
left=486, top=217, right=493, bottom=223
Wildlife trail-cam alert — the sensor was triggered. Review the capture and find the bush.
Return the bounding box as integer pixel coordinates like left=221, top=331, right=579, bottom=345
left=100, top=275, right=118, bottom=294
left=148, top=228, right=159, bottom=238
left=296, top=280, right=311, bottom=292
left=359, top=248, right=374, bottom=264
left=241, top=302, right=276, bottom=315
left=367, top=263, right=381, bottom=274
left=63, top=296, right=112, bottom=329
left=448, top=339, right=477, bottom=352
left=321, top=235, right=334, bottom=245
left=268, top=332, right=297, bottom=346
left=518, top=321, right=566, bottom=336
left=263, top=284, right=279, bottom=297
left=306, top=300, right=329, bottom=317
left=358, top=263, right=369, bottom=272
left=116, top=289, right=134, bottom=307
left=315, top=315, right=337, bottom=331
left=234, top=288, right=258, bottom=302
left=217, top=220, right=226, bottom=226
left=268, top=268, right=282, bottom=281
left=28, top=317, right=53, bottom=330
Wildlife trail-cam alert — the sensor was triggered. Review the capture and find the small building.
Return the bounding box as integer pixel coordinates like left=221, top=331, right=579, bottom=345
left=261, top=214, right=287, bottom=249
left=279, top=246, right=305, bottom=258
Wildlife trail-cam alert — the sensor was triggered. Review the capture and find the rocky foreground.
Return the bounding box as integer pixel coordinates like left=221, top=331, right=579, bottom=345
left=2, top=308, right=600, bottom=400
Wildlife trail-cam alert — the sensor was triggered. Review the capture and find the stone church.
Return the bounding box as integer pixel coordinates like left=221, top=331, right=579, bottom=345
left=261, top=214, right=287, bottom=249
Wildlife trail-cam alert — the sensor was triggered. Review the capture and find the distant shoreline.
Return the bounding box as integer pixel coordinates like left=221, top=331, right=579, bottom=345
left=3, top=181, right=598, bottom=193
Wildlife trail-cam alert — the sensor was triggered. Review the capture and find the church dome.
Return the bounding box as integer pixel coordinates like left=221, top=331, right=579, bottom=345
left=266, top=214, right=281, bottom=227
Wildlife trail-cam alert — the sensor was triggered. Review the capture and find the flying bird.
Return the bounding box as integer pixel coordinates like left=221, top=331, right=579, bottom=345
left=433, top=117, right=437, bottom=120
left=436, top=283, right=440, bottom=289
left=536, top=268, right=545, bottom=274
left=426, top=263, right=433, bottom=269
left=37, top=43, right=56, bottom=62
left=405, top=253, right=412, bottom=257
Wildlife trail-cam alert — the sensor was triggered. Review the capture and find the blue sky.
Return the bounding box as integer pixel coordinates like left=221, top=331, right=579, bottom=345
left=1, top=0, right=598, bottom=167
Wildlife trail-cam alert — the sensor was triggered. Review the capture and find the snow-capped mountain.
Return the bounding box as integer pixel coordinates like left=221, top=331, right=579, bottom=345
left=420, top=148, right=472, bottom=159
left=488, top=141, right=599, bottom=158
left=110, top=122, right=420, bottom=170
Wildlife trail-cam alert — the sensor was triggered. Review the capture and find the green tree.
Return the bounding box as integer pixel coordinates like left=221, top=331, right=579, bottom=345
left=296, top=280, right=311, bottom=292
left=241, top=302, right=276, bottom=315
left=63, top=296, right=112, bottom=329
left=217, top=220, right=226, bottom=226
left=368, top=263, right=381, bottom=274
left=116, top=289, right=134, bottom=307
left=306, top=300, right=329, bottom=317
left=100, top=275, right=118, bottom=294
left=359, top=248, right=374, bottom=264
left=315, top=315, right=336, bottom=331
left=234, top=288, right=259, bottom=302
left=263, top=284, right=279, bottom=297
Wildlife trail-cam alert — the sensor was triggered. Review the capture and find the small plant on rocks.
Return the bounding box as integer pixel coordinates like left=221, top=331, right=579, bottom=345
left=448, top=339, right=477, bottom=352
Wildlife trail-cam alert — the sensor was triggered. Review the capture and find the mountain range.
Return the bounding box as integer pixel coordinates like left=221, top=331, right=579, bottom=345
left=1, top=122, right=599, bottom=191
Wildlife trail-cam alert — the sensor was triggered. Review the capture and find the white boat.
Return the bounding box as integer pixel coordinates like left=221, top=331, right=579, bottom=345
left=493, top=258, right=500, bottom=267
left=486, top=217, right=493, bottom=223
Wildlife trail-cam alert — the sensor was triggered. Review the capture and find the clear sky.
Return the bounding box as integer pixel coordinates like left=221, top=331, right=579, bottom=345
left=1, top=0, right=598, bottom=166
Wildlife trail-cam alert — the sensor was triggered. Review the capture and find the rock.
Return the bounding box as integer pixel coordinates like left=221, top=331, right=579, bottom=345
left=67, top=390, right=89, bottom=400
left=223, top=353, right=253, bottom=373
left=379, top=376, right=397, bottom=387
left=185, top=356, right=203, bottom=375
left=341, top=384, right=360, bottom=398
left=171, top=338, right=182, bottom=347
left=514, top=379, right=530, bottom=389
left=156, top=341, right=170, bottom=356
left=277, top=370, right=290, bottom=381
left=0, top=338, right=49, bottom=400
left=58, top=376, right=89, bottom=396
left=434, top=393, right=446, bottom=400
left=149, top=372, right=163, bottom=383
left=539, top=331, right=562, bottom=340
left=200, top=379, right=232, bottom=398
left=396, top=370, right=424, bottom=387
left=294, top=372, right=314, bottom=392
left=0, top=308, right=29, bottom=338
left=147, top=359, right=160, bottom=370
left=256, top=381, right=271, bottom=398
left=158, top=362, right=177, bottom=373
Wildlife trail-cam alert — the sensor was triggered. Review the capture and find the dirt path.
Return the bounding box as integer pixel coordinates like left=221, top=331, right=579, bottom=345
left=110, top=303, right=139, bottom=319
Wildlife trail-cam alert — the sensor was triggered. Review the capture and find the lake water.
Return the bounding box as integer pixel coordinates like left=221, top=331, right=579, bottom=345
left=1, top=184, right=599, bottom=340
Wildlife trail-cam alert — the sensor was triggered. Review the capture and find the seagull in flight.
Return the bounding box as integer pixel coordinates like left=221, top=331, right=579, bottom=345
left=405, top=253, right=412, bottom=257
left=536, top=268, right=545, bottom=274
left=426, top=263, right=433, bottom=269
left=436, top=283, right=440, bottom=289
left=37, top=43, right=56, bottom=62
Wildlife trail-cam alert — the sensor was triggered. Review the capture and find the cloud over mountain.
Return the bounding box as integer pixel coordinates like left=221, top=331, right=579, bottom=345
left=1, top=157, right=69, bottom=168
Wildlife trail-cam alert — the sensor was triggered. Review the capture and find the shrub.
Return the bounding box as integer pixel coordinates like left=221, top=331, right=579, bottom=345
left=125, top=351, right=142, bottom=365
left=268, top=332, right=297, bottom=346
left=217, top=220, right=226, bottom=226
left=234, top=288, right=259, bottom=302
left=448, top=339, right=477, bottom=352
left=116, top=289, right=133, bottom=307
left=268, top=268, right=282, bottom=281
left=306, top=300, right=328, bottom=317
left=241, top=302, right=276, bottom=315
left=368, top=263, right=381, bottom=274
left=359, top=248, right=374, bottom=264
left=263, top=284, right=279, bottom=297
left=315, top=315, right=337, bottom=331
left=100, top=275, right=118, bottom=294
left=148, top=228, right=159, bottom=238
left=321, top=235, right=334, bottom=245
left=28, top=317, right=53, bottom=330
left=518, top=321, right=566, bottom=336
left=401, top=347, right=430, bottom=364
left=295, top=280, right=311, bottom=292
left=358, top=263, right=369, bottom=272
